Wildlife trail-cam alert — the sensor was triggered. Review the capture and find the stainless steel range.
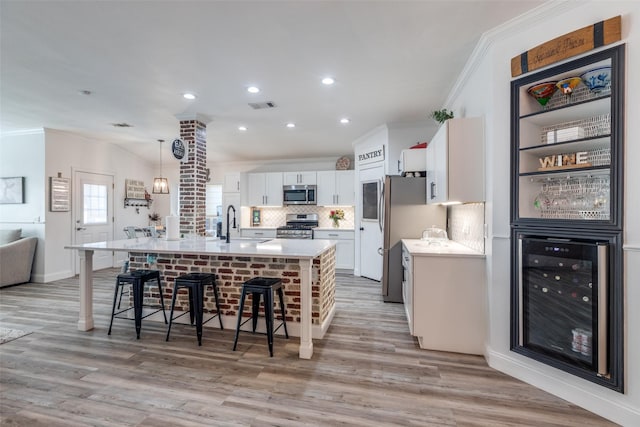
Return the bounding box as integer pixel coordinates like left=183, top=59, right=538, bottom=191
left=276, top=213, right=318, bottom=239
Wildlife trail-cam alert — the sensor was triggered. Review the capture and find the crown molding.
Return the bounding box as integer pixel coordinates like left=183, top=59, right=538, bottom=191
left=0, top=127, right=44, bottom=137
left=444, top=0, right=574, bottom=107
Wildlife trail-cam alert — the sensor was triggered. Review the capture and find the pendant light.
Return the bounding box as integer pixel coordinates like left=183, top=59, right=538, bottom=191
left=152, top=139, right=169, bottom=194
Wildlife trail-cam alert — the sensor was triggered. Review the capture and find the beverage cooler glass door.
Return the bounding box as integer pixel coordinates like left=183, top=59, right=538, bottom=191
left=518, top=236, right=608, bottom=375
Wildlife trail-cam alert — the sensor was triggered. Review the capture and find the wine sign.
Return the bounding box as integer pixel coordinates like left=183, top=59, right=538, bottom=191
left=511, top=15, right=621, bottom=77
left=538, top=151, right=591, bottom=171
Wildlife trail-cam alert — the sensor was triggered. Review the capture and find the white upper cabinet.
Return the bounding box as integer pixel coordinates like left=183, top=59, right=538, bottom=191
left=283, top=171, right=317, bottom=185
left=317, top=170, right=355, bottom=206
left=223, top=172, right=241, bottom=193
left=247, top=172, right=283, bottom=206
left=426, top=118, right=484, bottom=204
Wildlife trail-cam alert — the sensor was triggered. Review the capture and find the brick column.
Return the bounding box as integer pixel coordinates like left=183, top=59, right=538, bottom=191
left=177, top=114, right=211, bottom=236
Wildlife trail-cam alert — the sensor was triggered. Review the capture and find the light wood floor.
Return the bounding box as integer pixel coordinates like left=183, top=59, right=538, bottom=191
left=0, top=269, right=615, bottom=426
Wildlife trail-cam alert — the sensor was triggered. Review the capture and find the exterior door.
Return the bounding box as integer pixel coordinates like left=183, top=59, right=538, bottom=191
left=359, top=165, right=384, bottom=281
left=73, top=171, right=115, bottom=273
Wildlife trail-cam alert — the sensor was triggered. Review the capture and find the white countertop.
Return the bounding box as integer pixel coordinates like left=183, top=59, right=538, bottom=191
left=240, top=226, right=277, bottom=230
left=313, top=227, right=355, bottom=232
left=402, top=239, right=485, bottom=258
left=66, top=237, right=335, bottom=259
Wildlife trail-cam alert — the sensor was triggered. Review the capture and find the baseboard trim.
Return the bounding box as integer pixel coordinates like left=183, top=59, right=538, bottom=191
left=34, top=270, right=74, bottom=283
left=485, top=347, right=640, bottom=426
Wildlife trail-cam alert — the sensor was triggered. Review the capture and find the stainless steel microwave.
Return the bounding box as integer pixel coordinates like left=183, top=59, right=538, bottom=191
left=283, top=185, right=316, bottom=205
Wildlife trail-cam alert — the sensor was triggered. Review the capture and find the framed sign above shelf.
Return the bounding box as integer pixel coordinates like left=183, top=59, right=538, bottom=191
left=50, top=176, right=70, bottom=211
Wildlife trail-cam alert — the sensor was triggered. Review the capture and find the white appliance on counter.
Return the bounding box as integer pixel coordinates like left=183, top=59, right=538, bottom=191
left=381, top=176, right=446, bottom=302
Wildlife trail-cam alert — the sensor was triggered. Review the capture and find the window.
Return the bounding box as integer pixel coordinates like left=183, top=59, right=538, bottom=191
left=206, top=184, right=223, bottom=231
left=83, top=183, right=108, bottom=224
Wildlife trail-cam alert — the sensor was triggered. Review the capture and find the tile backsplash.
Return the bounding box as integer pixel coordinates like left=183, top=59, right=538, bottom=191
left=251, top=205, right=355, bottom=229
left=447, top=203, right=485, bottom=253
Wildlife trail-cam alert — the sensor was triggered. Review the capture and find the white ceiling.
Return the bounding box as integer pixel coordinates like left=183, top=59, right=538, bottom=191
left=0, top=0, right=544, bottom=164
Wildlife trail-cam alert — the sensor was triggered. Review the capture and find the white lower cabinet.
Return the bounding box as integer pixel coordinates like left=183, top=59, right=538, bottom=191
left=402, top=240, right=485, bottom=355
left=240, top=228, right=277, bottom=239
left=401, top=245, right=413, bottom=335
left=314, top=229, right=354, bottom=270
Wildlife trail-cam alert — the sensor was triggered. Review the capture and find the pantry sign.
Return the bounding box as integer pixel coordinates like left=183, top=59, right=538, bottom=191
left=357, top=146, right=385, bottom=166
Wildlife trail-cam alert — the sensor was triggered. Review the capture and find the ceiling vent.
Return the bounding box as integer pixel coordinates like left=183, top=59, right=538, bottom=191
left=111, top=122, right=133, bottom=128
left=248, top=101, right=277, bottom=110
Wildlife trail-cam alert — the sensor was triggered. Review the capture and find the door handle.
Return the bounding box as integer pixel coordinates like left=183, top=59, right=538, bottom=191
left=377, top=247, right=383, bottom=256
left=359, top=227, right=364, bottom=231
left=76, top=227, right=87, bottom=231
left=378, top=180, right=385, bottom=232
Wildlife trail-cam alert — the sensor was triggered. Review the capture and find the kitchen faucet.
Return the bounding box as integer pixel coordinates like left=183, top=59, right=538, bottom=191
left=226, top=204, right=236, bottom=243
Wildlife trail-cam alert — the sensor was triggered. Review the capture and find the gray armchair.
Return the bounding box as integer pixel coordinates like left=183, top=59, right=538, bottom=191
left=0, top=229, right=38, bottom=287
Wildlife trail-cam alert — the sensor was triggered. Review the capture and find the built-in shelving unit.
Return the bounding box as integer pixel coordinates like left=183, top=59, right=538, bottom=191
left=512, top=52, right=621, bottom=226
left=510, top=44, right=624, bottom=392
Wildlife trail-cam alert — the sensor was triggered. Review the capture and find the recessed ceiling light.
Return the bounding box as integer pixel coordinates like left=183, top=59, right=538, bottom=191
left=183, top=93, right=196, bottom=100
left=286, top=123, right=296, bottom=128
left=340, top=118, right=350, bottom=124
left=247, top=86, right=260, bottom=94
left=238, top=126, right=247, bottom=131
left=322, top=77, right=335, bottom=85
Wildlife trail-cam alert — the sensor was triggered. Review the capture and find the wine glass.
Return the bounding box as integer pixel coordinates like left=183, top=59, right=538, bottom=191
left=533, top=183, right=550, bottom=212
left=593, top=177, right=610, bottom=214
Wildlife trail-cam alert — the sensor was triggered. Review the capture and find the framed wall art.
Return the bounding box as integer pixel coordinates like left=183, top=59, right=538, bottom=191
left=50, top=176, right=71, bottom=212
left=0, top=176, right=25, bottom=204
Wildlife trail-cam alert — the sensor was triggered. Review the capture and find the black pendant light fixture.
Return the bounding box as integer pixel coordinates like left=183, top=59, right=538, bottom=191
left=152, top=139, right=169, bottom=194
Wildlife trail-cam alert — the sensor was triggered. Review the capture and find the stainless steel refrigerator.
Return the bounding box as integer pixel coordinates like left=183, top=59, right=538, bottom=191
left=382, top=176, right=446, bottom=302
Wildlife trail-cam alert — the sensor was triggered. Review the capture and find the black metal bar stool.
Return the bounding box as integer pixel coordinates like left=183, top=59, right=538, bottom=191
left=108, top=269, right=168, bottom=339
left=233, top=277, right=289, bottom=357
left=166, top=273, right=223, bottom=346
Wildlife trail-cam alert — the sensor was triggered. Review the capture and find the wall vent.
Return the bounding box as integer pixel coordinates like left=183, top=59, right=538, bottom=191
left=248, top=101, right=277, bottom=110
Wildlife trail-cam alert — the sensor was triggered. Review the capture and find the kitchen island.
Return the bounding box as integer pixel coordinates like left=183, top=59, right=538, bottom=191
left=65, top=237, right=337, bottom=359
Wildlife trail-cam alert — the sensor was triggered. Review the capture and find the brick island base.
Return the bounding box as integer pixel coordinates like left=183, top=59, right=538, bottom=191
left=129, top=247, right=337, bottom=339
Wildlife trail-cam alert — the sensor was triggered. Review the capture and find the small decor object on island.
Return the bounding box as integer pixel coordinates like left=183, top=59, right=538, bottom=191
left=329, top=209, right=345, bottom=228
left=148, top=212, right=160, bottom=226
left=430, top=109, right=454, bottom=124
left=556, top=76, right=582, bottom=94
left=526, top=81, right=558, bottom=106
left=580, top=66, right=611, bottom=93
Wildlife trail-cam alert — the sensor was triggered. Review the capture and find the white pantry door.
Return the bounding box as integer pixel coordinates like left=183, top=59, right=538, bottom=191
left=73, top=171, right=115, bottom=273
left=359, top=164, right=384, bottom=281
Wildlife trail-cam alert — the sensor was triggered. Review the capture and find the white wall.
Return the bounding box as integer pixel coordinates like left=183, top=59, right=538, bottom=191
left=0, top=130, right=46, bottom=280
left=446, top=2, right=640, bottom=424
left=43, top=129, right=160, bottom=281
left=208, top=157, right=340, bottom=185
